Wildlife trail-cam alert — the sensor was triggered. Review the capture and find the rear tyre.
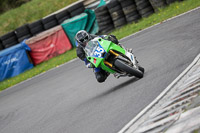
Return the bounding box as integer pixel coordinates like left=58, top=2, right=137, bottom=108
left=114, top=59, right=143, bottom=78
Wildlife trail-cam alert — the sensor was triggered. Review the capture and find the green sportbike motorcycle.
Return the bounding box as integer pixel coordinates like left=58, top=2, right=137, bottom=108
left=84, top=37, right=144, bottom=79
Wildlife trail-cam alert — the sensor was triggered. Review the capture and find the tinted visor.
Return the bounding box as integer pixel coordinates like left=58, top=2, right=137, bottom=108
left=78, top=32, right=89, bottom=43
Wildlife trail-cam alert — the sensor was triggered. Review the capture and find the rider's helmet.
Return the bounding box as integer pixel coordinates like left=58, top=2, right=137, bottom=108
left=75, top=30, right=90, bottom=47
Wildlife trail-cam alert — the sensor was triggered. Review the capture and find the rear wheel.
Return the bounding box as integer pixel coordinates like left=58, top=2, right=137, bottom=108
left=114, top=59, right=143, bottom=78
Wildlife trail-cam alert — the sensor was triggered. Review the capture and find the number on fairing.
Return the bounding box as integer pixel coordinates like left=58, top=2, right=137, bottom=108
left=94, top=47, right=104, bottom=57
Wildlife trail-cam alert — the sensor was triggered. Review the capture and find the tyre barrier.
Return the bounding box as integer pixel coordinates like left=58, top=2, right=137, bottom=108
left=56, top=9, right=71, bottom=24
left=107, top=0, right=127, bottom=28
left=0, top=31, right=19, bottom=48
left=135, top=0, right=155, bottom=18
left=149, top=0, right=167, bottom=12
left=15, top=24, right=32, bottom=42
left=67, top=2, right=85, bottom=17
left=95, top=5, right=114, bottom=34
left=119, top=0, right=141, bottom=23
left=42, top=14, right=59, bottom=30
left=28, top=19, right=45, bottom=36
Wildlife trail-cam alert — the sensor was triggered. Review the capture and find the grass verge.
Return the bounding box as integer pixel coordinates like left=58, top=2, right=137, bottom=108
left=0, top=0, right=77, bottom=36
left=0, top=0, right=200, bottom=91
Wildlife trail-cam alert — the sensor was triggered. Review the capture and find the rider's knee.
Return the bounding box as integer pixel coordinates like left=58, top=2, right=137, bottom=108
left=95, top=72, right=106, bottom=83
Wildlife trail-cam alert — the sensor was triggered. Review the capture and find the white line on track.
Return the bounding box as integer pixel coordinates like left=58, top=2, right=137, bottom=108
left=118, top=6, right=200, bottom=133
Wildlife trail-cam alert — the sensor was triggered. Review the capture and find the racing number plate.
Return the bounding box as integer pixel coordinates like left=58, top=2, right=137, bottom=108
left=94, top=46, right=105, bottom=58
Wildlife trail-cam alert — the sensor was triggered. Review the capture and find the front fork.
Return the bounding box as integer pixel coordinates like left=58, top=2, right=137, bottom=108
left=104, top=49, right=138, bottom=69
left=104, top=50, right=139, bottom=77
left=125, top=50, right=139, bottom=69
left=104, top=50, right=139, bottom=78
left=103, top=50, right=119, bottom=68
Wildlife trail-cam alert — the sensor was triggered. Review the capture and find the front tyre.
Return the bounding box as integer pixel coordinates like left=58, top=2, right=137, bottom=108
left=138, top=66, right=145, bottom=73
left=114, top=59, right=144, bottom=78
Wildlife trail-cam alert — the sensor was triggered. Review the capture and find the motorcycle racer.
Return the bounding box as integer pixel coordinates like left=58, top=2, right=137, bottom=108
left=75, top=30, right=133, bottom=83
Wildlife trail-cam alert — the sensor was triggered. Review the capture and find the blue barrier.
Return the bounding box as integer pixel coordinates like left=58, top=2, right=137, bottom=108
left=0, top=41, right=33, bottom=81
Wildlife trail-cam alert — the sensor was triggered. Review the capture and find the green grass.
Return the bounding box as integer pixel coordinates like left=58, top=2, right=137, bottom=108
left=0, top=0, right=200, bottom=91
left=192, top=129, right=200, bottom=133
left=0, top=0, right=77, bottom=36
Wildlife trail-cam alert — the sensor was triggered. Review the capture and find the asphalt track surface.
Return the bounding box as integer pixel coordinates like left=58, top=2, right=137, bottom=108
left=0, top=8, right=200, bottom=133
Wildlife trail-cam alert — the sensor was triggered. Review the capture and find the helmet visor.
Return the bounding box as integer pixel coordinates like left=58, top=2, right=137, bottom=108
left=79, top=35, right=89, bottom=43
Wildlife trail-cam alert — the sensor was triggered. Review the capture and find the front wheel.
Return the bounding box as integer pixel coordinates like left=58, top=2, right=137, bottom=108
left=138, top=66, right=145, bottom=73
left=114, top=59, right=144, bottom=78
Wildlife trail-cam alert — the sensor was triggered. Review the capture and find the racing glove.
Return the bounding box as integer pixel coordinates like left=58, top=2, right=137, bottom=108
left=84, top=58, right=94, bottom=68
